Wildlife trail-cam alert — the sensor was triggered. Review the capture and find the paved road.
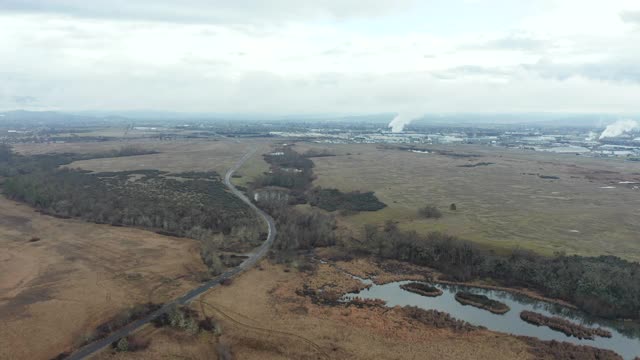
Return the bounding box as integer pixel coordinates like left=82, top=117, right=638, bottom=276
left=66, top=147, right=275, bottom=360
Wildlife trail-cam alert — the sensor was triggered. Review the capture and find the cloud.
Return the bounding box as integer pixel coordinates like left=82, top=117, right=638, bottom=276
left=524, top=59, right=640, bottom=84
left=0, top=0, right=418, bottom=24
left=12, top=96, right=38, bottom=105
left=621, top=10, right=640, bottom=25
left=431, top=66, right=512, bottom=80
left=471, top=34, right=550, bottom=51
left=1, top=2, right=639, bottom=114
left=3, top=65, right=639, bottom=114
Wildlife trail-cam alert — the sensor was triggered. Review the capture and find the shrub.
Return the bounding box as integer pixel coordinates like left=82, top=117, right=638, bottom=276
left=198, top=317, right=222, bottom=335
left=308, top=187, right=386, bottom=212
left=400, top=282, right=443, bottom=297
left=418, top=205, right=442, bottom=219
left=114, top=337, right=128, bottom=352
left=455, top=292, right=510, bottom=314
left=154, top=306, right=200, bottom=334
left=112, top=335, right=150, bottom=352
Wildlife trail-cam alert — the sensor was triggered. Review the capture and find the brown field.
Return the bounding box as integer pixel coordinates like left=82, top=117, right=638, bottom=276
left=4, top=137, right=637, bottom=359
left=13, top=138, right=268, bottom=175
left=0, top=196, right=208, bottom=360
left=96, top=260, right=533, bottom=360
left=1, top=137, right=277, bottom=359
left=294, top=142, right=640, bottom=261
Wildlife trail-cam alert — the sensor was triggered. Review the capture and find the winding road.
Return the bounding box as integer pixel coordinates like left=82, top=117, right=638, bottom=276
left=66, top=147, right=276, bottom=360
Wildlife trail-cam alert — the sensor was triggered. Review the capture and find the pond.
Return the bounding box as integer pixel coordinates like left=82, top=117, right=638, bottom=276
left=342, top=280, right=640, bottom=359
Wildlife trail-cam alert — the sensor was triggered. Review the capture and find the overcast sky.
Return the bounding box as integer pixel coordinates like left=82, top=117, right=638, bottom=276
left=1, top=0, right=639, bottom=114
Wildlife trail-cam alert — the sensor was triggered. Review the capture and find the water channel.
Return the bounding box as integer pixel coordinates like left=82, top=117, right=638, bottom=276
left=343, top=280, right=640, bottom=359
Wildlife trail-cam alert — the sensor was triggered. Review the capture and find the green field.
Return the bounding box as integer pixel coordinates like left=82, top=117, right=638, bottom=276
left=295, top=142, right=640, bottom=261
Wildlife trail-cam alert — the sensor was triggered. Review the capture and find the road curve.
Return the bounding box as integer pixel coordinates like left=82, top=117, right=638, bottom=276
left=66, top=147, right=275, bottom=360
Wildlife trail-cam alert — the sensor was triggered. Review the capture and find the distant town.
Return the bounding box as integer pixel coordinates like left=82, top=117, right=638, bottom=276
left=1, top=111, right=639, bottom=160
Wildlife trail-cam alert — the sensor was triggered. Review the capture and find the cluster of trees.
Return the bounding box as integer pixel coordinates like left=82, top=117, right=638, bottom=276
left=308, top=187, right=386, bottom=212
left=253, top=146, right=385, bottom=214
left=302, top=149, right=336, bottom=158
left=264, top=203, right=337, bottom=262
left=153, top=306, right=207, bottom=334
left=3, top=169, right=255, bottom=236
left=101, top=145, right=158, bottom=158
left=254, top=147, right=315, bottom=191
left=359, top=222, right=640, bottom=320
left=0, top=144, right=155, bottom=177
left=0, top=144, right=261, bottom=274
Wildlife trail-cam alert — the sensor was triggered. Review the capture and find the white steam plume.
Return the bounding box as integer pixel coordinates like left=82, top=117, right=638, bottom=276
left=599, top=119, right=639, bottom=139
left=388, top=112, right=423, bottom=133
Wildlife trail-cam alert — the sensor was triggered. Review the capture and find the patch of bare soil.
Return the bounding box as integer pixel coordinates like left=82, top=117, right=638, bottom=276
left=0, top=196, right=207, bottom=360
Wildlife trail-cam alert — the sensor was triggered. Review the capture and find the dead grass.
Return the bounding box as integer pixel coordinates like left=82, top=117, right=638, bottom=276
left=0, top=196, right=207, bottom=360
left=14, top=138, right=273, bottom=176
left=100, top=260, right=533, bottom=360
left=295, top=142, right=640, bottom=261
left=63, top=139, right=251, bottom=175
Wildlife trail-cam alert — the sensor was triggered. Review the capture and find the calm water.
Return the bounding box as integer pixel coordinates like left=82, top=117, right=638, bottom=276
left=343, top=280, right=640, bottom=359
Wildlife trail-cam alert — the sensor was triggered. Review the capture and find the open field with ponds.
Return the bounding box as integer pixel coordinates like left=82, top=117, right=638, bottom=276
left=96, top=260, right=534, bottom=360
left=295, top=143, right=640, bottom=261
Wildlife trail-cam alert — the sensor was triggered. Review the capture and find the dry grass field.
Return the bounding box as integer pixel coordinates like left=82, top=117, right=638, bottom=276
left=15, top=137, right=272, bottom=186
left=66, top=140, right=249, bottom=174
left=1, top=137, right=277, bottom=359
left=44, top=126, right=204, bottom=139
left=295, top=143, right=640, bottom=261
left=0, top=196, right=207, bottom=360
left=96, top=260, right=532, bottom=360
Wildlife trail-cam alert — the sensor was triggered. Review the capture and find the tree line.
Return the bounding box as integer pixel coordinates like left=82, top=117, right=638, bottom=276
left=263, top=202, right=337, bottom=263
left=0, top=144, right=261, bottom=274
left=356, top=221, right=640, bottom=320
left=252, top=146, right=386, bottom=212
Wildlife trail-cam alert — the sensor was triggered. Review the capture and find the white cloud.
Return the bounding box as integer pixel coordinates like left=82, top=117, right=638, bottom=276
left=0, top=0, right=639, bottom=113
left=0, top=0, right=419, bottom=24
left=621, top=10, right=640, bottom=25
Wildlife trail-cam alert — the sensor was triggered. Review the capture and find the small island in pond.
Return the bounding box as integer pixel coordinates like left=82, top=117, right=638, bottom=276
left=454, top=291, right=510, bottom=314
left=520, top=311, right=612, bottom=340
left=400, top=282, right=443, bottom=297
